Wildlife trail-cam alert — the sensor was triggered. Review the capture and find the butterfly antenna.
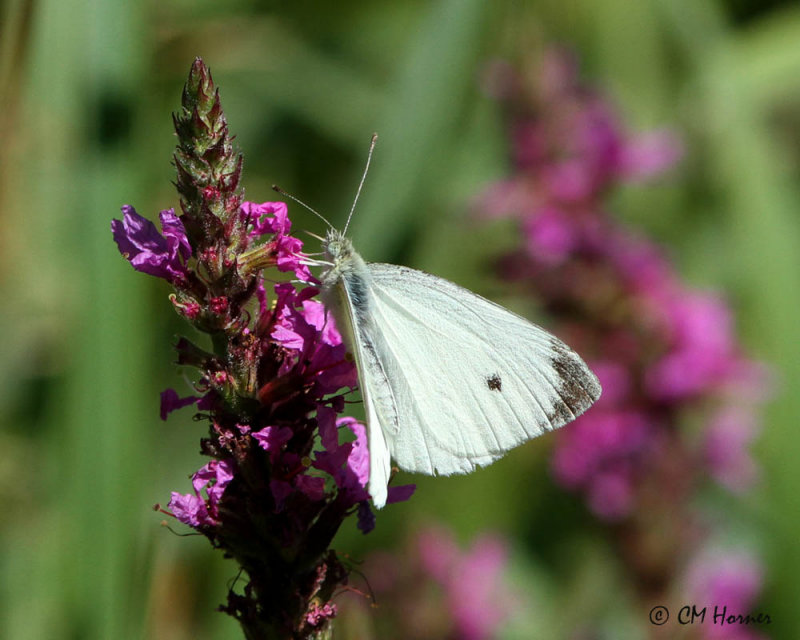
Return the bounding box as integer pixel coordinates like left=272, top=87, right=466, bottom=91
left=342, top=133, right=378, bottom=236
left=272, top=185, right=334, bottom=231
left=303, top=230, right=326, bottom=243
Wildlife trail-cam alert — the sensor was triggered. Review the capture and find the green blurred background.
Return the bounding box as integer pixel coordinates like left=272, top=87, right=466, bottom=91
left=2, top=0, right=800, bottom=638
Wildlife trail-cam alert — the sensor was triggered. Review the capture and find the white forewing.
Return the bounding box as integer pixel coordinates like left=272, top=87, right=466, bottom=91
left=362, top=263, right=601, bottom=477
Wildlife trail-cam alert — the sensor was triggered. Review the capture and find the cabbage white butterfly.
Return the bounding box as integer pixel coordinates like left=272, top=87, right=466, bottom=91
left=296, top=136, right=601, bottom=508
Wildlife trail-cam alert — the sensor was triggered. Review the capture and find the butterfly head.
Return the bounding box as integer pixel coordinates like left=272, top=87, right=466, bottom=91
left=323, top=228, right=353, bottom=263
left=320, top=228, right=369, bottom=293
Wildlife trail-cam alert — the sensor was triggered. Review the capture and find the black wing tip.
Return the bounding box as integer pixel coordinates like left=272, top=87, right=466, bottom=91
left=548, top=339, right=603, bottom=427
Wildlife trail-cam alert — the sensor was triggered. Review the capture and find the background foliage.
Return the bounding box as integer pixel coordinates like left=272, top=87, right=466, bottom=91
left=2, top=0, right=800, bottom=638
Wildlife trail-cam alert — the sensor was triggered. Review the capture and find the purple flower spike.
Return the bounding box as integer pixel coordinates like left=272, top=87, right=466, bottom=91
left=119, top=58, right=421, bottom=639
left=111, top=205, right=191, bottom=284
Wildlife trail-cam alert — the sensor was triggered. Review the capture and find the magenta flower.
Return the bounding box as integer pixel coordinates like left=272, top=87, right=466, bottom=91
left=646, top=292, right=739, bottom=401
left=341, top=526, right=520, bottom=639
left=686, top=548, right=765, bottom=640
left=522, top=206, right=578, bottom=264
left=243, top=200, right=290, bottom=236
left=417, top=528, right=516, bottom=640
left=159, top=388, right=202, bottom=420
left=161, top=271, right=414, bottom=534
left=261, top=281, right=358, bottom=397
left=618, top=129, right=683, bottom=181
left=252, top=425, right=293, bottom=461
left=382, top=527, right=519, bottom=640
left=551, top=407, right=651, bottom=519
left=111, top=205, right=191, bottom=284
left=241, top=200, right=312, bottom=281
left=168, top=459, right=234, bottom=528
left=310, top=409, right=415, bottom=532
left=703, top=408, right=759, bottom=492
left=447, top=537, right=516, bottom=640
left=305, top=602, right=338, bottom=630
left=142, top=192, right=416, bottom=628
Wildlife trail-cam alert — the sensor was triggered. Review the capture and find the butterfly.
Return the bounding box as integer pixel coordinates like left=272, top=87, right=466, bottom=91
left=296, top=135, right=600, bottom=507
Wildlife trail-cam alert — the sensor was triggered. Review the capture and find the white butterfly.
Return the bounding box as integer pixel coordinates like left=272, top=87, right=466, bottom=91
left=293, top=136, right=601, bottom=508
left=319, top=230, right=601, bottom=508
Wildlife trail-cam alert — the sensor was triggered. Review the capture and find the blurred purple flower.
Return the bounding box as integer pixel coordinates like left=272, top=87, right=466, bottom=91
left=587, top=360, right=631, bottom=406
left=417, top=527, right=459, bottom=581
left=586, top=468, right=635, bottom=520
left=704, top=408, right=759, bottom=492
left=479, top=48, right=770, bottom=635
left=646, top=293, right=738, bottom=401
left=686, top=548, right=764, bottom=640
left=619, top=129, right=683, bottom=181
left=418, top=528, right=516, bottom=640
left=482, top=49, right=766, bottom=524
left=338, top=526, right=524, bottom=639
left=609, top=231, right=675, bottom=295
left=551, top=408, right=651, bottom=519
left=523, top=206, right=578, bottom=264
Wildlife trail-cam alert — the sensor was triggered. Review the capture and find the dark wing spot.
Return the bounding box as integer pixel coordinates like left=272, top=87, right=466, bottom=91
left=486, top=374, right=502, bottom=391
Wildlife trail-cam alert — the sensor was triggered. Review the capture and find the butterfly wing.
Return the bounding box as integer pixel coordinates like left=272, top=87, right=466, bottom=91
left=363, top=263, right=601, bottom=477
left=322, top=264, right=393, bottom=508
